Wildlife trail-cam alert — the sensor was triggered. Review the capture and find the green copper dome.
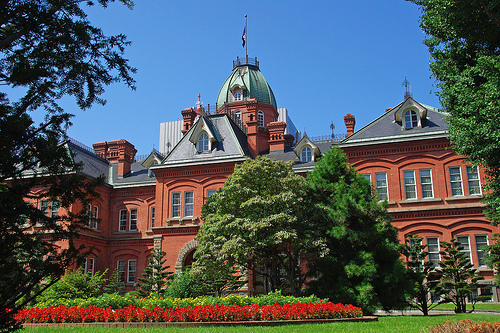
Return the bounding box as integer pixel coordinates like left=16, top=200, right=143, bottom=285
left=216, top=59, right=277, bottom=110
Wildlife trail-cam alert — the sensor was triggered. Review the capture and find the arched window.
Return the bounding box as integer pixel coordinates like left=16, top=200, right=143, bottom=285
left=258, top=111, right=265, bottom=127
left=301, top=146, right=312, bottom=162
left=232, top=89, right=243, bottom=102
left=197, top=132, right=209, bottom=153
left=234, top=110, right=241, bottom=121
left=404, top=110, right=418, bottom=129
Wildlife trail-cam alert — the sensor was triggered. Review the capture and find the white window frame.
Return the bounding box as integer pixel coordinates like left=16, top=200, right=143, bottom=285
left=426, top=237, right=440, bottom=269
left=40, top=200, right=49, bottom=215
left=117, top=259, right=126, bottom=283
left=363, top=173, right=371, bottom=182
left=197, top=132, right=209, bottom=153
left=232, top=89, right=243, bottom=102
left=234, top=110, right=241, bottom=121
left=403, top=170, right=417, bottom=200
left=466, top=165, right=482, bottom=195
left=420, top=169, right=434, bottom=198
left=129, top=208, right=138, bottom=231
left=375, top=172, right=388, bottom=201
left=172, top=192, right=181, bottom=218
left=456, top=235, right=472, bottom=264
left=150, top=207, right=155, bottom=228
left=300, top=146, right=312, bottom=162
left=128, top=259, right=136, bottom=284
left=184, top=191, right=194, bottom=217
left=92, top=206, right=99, bottom=229
left=50, top=201, right=59, bottom=218
left=82, top=257, right=95, bottom=276
left=87, top=258, right=95, bottom=276
left=119, top=209, right=127, bottom=231
left=258, top=111, right=265, bottom=127
left=475, top=235, right=488, bottom=267
left=449, top=166, right=464, bottom=196
left=404, top=110, right=418, bottom=128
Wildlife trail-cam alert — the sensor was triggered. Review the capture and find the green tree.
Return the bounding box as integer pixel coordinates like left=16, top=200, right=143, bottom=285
left=37, top=269, right=108, bottom=302
left=436, top=239, right=484, bottom=313
left=306, top=147, right=409, bottom=314
left=401, top=235, right=441, bottom=316
left=0, top=1, right=135, bottom=331
left=133, top=249, right=173, bottom=297
left=191, top=217, right=245, bottom=296
left=407, top=1, right=500, bottom=223
left=165, top=269, right=206, bottom=299
left=103, top=269, right=126, bottom=294
left=195, top=156, right=325, bottom=296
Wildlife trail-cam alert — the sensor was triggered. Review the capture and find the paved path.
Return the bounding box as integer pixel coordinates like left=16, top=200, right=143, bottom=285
left=375, top=309, right=500, bottom=316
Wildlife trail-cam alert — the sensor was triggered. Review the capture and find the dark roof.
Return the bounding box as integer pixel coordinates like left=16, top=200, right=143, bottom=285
left=160, top=114, right=250, bottom=166
left=266, top=138, right=340, bottom=172
left=341, top=98, right=448, bottom=146
left=67, top=141, right=109, bottom=180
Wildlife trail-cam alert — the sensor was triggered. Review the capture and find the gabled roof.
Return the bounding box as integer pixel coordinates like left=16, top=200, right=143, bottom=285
left=157, top=114, right=251, bottom=167
left=266, top=137, right=340, bottom=172
left=293, top=134, right=321, bottom=159
left=188, top=116, right=222, bottom=145
left=141, top=149, right=165, bottom=169
left=341, top=97, right=448, bottom=147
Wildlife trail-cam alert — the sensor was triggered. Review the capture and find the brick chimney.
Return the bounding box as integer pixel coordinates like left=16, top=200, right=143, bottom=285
left=181, top=108, right=197, bottom=135
left=344, top=113, right=356, bottom=136
left=268, top=121, right=287, bottom=151
left=245, top=99, right=260, bottom=157
left=93, top=141, right=108, bottom=158
left=93, top=139, right=137, bottom=178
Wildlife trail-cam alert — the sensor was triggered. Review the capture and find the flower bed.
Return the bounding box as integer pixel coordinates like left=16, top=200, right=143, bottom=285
left=16, top=302, right=362, bottom=324
left=33, top=291, right=324, bottom=310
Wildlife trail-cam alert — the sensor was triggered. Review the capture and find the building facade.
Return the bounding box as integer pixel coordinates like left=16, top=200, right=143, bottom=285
left=40, top=57, right=497, bottom=300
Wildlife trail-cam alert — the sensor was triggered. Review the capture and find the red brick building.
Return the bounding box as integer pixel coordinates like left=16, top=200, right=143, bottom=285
left=41, top=57, right=498, bottom=300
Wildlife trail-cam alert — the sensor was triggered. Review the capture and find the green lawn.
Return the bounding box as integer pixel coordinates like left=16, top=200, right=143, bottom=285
left=21, top=313, right=500, bottom=333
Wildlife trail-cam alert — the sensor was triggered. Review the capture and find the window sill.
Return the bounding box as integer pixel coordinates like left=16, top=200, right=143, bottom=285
left=399, top=198, right=442, bottom=204
left=165, top=216, right=199, bottom=226
left=445, top=195, right=483, bottom=201
left=477, top=267, right=492, bottom=272
left=378, top=200, right=397, bottom=205
left=114, top=230, right=140, bottom=235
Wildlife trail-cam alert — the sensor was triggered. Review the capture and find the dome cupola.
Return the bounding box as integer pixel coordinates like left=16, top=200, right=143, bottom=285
left=216, top=57, right=277, bottom=110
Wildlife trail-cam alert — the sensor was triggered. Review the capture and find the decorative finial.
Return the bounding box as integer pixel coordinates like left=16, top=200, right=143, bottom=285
left=402, top=76, right=413, bottom=100
left=195, top=94, right=203, bottom=115
left=330, top=121, right=335, bottom=139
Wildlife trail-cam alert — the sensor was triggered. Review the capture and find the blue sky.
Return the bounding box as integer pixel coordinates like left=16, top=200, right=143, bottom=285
left=64, top=0, right=439, bottom=155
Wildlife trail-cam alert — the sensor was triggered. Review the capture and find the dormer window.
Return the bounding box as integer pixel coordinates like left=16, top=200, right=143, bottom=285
left=197, top=132, right=209, bottom=153
left=301, top=147, right=312, bottom=162
left=232, top=88, right=244, bottom=102
left=294, top=135, right=320, bottom=162
left=405, top=110, right=418, bottom=129
left=258, top=111, right=265, bottom=127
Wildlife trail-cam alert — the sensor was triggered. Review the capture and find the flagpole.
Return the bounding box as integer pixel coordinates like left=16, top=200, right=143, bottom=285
left=245, top=15, right=248, bottom=64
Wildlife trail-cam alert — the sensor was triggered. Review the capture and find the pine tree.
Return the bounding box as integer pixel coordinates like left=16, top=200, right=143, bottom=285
left=401, top=235, right=441, bottom=316
left=436, top=239, right=484, bottom=313
left=134, top=249, right=173, bottom=297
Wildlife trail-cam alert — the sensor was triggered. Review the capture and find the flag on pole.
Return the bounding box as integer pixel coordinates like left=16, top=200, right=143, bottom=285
left=242, top=26, right=246, bottom=47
